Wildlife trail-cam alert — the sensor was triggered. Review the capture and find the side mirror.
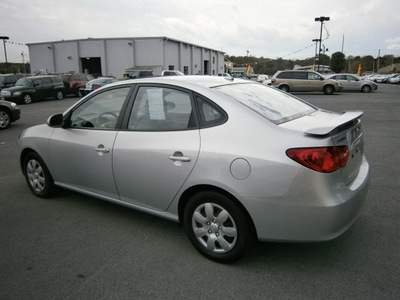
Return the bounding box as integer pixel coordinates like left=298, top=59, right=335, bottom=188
left=47, top=113, right=64, bottom=127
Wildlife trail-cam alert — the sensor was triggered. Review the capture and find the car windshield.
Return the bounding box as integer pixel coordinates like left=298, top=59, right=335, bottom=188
left=15, top=78, right=32, bottom=87
left=214, top=83, right=316, bottom=124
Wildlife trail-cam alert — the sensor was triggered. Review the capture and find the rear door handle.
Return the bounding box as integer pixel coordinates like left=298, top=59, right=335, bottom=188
left=95, top=144, right=110, bottom=153
left=169, top=151, right=191, bottom=162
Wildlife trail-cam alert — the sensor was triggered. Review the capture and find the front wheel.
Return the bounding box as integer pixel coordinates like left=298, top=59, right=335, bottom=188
left=0, top=108, right=11, bottom=129
left=323, top=85, right=335, bottom=95
left=361, top=85, right=371, bottom=93
left=23, top=94, right=32, bottom=104
left=183, top=191, right=251, bottom=262
left=24, top=152, right=54, bottom=198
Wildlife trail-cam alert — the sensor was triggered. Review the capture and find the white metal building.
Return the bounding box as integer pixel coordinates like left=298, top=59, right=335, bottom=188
left=27, top=37, right=225, bottom=78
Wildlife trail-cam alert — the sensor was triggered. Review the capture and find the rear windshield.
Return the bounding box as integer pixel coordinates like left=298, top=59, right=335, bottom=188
left=213, top=83, right=316, bottom=124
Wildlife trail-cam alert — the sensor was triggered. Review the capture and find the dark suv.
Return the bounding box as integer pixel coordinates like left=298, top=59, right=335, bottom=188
left=0, top=75, right=64, bottom=104
left=0, top=74, right=26, bottom=91
left=60, top=74, right=94, bottom=96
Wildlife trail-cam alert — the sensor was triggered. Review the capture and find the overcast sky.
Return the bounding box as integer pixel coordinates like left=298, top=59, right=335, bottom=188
left=1, top=0, right=399, bottom=63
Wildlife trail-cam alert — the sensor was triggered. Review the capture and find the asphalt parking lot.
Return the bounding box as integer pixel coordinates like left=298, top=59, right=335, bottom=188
left=1, top=84, right=399, bottom=299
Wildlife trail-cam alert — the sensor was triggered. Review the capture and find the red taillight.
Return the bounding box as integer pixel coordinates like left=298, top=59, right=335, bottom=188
left=271, top=78, right=276, bottom=83
left=93, top=84, right=100, bottom=89
left=286, top=146, right=349, bottom=173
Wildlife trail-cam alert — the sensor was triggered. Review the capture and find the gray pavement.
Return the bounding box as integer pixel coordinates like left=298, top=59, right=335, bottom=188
left=1, top=85, right=399, bottom=299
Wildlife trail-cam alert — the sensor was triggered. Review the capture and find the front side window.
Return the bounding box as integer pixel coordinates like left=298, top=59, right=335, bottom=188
left=70, top=87, right=130, bottom=130
left=214, top=83, right=315, bottom=124
left=33, top=78, right=43, bottom=87
left=42, top=77, right=52, bottom=84
left=128, top=86, right=196, bottom=131
left=16, top=78, right=32, bottom=87
left=308, top=72, right=323, bottom=80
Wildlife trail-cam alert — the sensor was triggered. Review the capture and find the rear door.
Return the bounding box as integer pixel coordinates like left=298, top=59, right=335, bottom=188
left=112, top=85, right=200, bottom=211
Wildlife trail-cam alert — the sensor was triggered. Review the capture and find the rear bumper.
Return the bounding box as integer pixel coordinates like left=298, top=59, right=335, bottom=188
left=240, top=157, right=370, bottom=242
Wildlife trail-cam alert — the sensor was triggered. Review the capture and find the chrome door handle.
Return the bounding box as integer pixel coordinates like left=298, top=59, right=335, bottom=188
left=95, top=145, right=110, bottom=153
left=169, top=151, right=191, bottom=162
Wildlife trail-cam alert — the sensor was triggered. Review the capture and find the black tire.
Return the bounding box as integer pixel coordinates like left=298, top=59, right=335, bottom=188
left=23, top=152, right=54, bottom=198
left=279, top=85, right=290, bottom=93
left=23, top=94, right=33, bottom=104
left=0, top=108, right=11, bottom=130
left=361, top=85, right=371, bottom=93
left=183, top=191, right=251, bottom=262
left=55, top=90, right=64, bottom=100
left=323, top=85, right=335, bottom=95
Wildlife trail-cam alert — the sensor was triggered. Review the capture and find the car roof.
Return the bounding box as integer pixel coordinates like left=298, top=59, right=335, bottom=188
left=110, top=75, right=248, bottom=89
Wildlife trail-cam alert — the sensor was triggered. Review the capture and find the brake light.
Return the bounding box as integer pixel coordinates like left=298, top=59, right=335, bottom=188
left=286, top=146, right=349, bottom=173
left=271, top=78, right=276, bottom=83
left=93, top=84, right=100, bottom=89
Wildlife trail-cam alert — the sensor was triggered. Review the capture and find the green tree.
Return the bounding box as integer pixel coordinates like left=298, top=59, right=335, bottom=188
left=330, top=52, right=346, bottom=73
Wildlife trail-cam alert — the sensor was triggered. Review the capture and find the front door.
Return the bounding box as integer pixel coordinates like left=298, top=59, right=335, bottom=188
left=49, top=86, right=131, bottom=198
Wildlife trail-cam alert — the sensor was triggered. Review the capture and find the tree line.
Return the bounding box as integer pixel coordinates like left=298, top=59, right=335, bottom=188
left=226, top=53, right=399, bottom=75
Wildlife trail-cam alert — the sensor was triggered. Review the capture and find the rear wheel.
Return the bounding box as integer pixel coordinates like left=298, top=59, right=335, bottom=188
left=55, top=90, right=64, bottom=100
left=323, top=85, right=335, bottom=95
left=23, top=94, right=32, bottom=104
left=24, top=152, right=54, bottom=198
left=361, top=85, right=371, bottom=93
left=279, top=85, right=290, bottom=93
left=183, top=191, right=251, bottom=262
left=0, top=108, right=11, bottom=129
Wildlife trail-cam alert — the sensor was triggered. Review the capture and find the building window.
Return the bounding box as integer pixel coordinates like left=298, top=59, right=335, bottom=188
left=169, top=65, right=174, bottom=70
left=184, top=66, right=189, bottom=75
left=213, top=57, right=215, bottom=64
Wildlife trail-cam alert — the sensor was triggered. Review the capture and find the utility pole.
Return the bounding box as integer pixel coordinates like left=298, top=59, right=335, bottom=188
left=0, top=36, right=10, bottom=73
left=314, top=17, right=330, bottom=72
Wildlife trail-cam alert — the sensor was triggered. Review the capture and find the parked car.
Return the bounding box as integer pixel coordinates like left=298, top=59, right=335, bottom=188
left=161, top=70, right=185, bottom=76
left=79, top=77, right=119, bottom=96
left=388, top=74, right=400, bottom=84
left=271, top=70, right=342, bottom=94
left=256, top=74, right=269, bottom=82
left=326, top=73, right=378, bottom=93
left=230, top=71, right=250, bottom=79
left=18, top=76, right=370, bottom=262
left=0, top=75, right=64, bottom=104
left=0, top=99, right=20, bottom=129
left=123, top=69, right=154, bottom=79
left=60, top=74, right=94, bottom=96
left=0, top=74, right=26, bottom=91
left=217, top=73, right=232, bottom=78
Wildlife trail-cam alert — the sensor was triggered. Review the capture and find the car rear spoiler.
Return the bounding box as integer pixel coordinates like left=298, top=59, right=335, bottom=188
left=305, top=111, right=363, bottom=136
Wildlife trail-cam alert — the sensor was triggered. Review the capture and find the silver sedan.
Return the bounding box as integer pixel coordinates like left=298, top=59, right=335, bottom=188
left=18, top=76, right=370, bottom=262
left=327, top=73, right=378, bottom=92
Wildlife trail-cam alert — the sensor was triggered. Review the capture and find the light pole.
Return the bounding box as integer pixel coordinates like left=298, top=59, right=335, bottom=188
left=312, top=39, right=320, bottom=69
left=315, top=16, right=330, bottom=72
left=21, top=51, right=27, bottom=73
left=0, top=36, right=10, bottom=73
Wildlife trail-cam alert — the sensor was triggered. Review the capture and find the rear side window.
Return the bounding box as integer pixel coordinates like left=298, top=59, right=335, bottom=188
left=214, top=83, right=316, bottom=124
left=196, top=96, right=226, bottom=127
left=52, top=77, right=62, bottom=83
left=277, top=72, right=292, bottom=79
left=292, top=72, right=307, bottom=80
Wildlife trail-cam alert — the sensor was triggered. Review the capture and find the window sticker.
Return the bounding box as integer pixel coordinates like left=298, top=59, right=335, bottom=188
left=147, top=89, right=165, bottom=120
